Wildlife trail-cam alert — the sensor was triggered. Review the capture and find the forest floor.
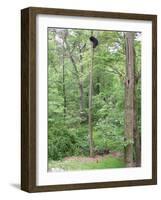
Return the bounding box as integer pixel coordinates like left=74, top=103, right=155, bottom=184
left=48, top=152, right=125, bottom=172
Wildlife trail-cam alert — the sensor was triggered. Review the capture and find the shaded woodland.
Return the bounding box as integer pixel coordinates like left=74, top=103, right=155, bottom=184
left=48, top=28, right=141, bottom=170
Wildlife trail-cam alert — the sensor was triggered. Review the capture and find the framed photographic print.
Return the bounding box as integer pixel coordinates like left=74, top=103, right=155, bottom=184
left=21, top=7, right=157, bottom=192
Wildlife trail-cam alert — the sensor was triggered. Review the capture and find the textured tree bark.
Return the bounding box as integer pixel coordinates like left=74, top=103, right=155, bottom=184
left=134, top=59, right=141, bottom=166
left=124, top=32, right=135, bottom=167
left=134, top=130, right=141, bottom=166
left=88, top=34, right=94, bottom=157
left=134, top=84, right=141, bottom=167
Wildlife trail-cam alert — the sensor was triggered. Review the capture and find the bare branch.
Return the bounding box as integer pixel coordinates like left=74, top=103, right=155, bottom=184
left=64, top=39, right=79, bottom=77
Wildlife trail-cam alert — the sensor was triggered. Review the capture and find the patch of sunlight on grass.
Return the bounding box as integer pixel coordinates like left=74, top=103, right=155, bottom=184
left=48, top=156, right=126, bottom=171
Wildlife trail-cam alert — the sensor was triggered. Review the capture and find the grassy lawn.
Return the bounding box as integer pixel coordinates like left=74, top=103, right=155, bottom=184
left=48, top=155, right=125, bottom=171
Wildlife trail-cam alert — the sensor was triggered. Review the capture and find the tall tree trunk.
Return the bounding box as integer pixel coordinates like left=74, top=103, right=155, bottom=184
left=79, top=52, right=84, bottom=122
left=96, top=76, right=100, bottom=94
left=124, top=32, right=135, bottom=167
left=88, top=33, right=94, bottom=157
left=62, top=42, right=66, bottom=120
left=134, top=80, right=141, bottom=167
left=134, top=128, right=141, bottom=166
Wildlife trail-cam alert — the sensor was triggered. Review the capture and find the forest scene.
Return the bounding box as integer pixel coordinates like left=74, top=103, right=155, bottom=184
left=48, top=27, right=141, bottom=172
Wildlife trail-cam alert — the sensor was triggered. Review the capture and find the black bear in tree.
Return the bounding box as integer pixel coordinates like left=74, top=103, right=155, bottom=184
left=89, top=36, right=99, bottom=48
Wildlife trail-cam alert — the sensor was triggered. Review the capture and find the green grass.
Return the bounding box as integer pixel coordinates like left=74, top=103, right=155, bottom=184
left=48, top=156, right=125, bottom=171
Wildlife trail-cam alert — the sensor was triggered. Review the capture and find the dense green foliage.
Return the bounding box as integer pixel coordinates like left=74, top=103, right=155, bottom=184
left=48, top=28, right=141, bottom=166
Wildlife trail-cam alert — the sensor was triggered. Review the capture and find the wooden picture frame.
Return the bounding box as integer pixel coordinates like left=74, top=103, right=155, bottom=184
left=21, top=7, right=157, bottom=192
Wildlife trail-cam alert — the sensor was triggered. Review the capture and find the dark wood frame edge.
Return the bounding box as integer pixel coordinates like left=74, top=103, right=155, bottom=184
left=21, top=7, right=157, bottom=193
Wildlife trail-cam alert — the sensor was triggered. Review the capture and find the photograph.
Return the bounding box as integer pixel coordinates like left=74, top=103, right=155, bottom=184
left=21, top=7, right=157, bottom=192
left=47, top=28, right=141, bottom=172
